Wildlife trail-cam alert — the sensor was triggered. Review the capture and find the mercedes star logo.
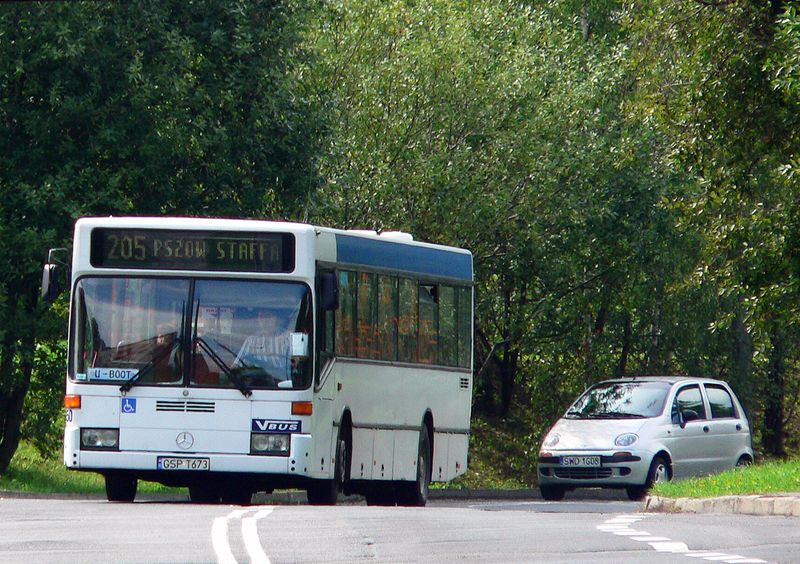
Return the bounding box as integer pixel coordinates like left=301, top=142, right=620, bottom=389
left=176, top=432, right=194, bottom=450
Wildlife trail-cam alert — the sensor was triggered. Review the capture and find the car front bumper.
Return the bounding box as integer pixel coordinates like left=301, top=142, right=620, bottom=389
left=537, top=451, right=652, bottom=488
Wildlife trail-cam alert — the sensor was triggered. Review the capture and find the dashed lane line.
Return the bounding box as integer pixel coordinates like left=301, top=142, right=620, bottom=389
left=596, top=515, right=766, bottom=564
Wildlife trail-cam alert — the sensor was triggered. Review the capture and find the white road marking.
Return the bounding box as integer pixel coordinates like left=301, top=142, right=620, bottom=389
left=651, top=541, right=689, bottom=552
left=212, top=510, right=244, bottom=564
left=596, top=515, right=766, bottom=564
left=242, top=509, right=274, bottom=564
left=212, top=507, right=275, bottom=564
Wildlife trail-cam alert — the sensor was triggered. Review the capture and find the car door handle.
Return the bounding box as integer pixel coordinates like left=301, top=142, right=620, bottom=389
left=703, top=426, right=710, bottom=433
left=736, top=424, right=742, bottom=431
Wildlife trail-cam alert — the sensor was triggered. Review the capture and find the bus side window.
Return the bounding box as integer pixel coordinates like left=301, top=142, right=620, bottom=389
left=356, top=272, right=378, bottom=359
left=335, top=271, right=357, bottom=357
left=418, top=284, right=438, bottom=364
left=398, top=278, right=418, bottom=362
left=439, top=286, right=457, bottom=366
left=457, top=287, right=472, bottom=368
left=377, top=275, right=398, bottom=361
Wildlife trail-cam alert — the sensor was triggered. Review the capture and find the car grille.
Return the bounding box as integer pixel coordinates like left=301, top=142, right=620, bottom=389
left=554, top=467, right=613, bottom=479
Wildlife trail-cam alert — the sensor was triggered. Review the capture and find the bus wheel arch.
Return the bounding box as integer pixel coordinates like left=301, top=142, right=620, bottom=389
left=339, top=410, right=353, bottom=493
left=397, top=413, right=433, bottom=507
left=307, top=410, right=351, bottom=505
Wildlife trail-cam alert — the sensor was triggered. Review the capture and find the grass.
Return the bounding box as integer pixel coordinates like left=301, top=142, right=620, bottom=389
left=651, top=459, right=800, bottom=499
left=0, top=442, right=182, bottom=495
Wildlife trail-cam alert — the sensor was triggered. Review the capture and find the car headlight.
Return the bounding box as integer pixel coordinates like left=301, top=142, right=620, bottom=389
left=614, top=433, right=638, bottom=447
left=542, top=432, right=560, bottom=448
left=80, top=428, right=119, bottom=450
left=250, top=433, right=291, bottom=456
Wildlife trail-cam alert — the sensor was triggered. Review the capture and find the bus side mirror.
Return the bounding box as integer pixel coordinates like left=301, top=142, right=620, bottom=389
left=41, top=263, right=59, bottom=303
left=317, top=272, right=338, bottom=311
left=41, top=248, right=68, bottom=304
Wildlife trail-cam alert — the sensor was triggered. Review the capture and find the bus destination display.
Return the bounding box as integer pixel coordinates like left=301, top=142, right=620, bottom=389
left=90, top=229, right=295, bottom=272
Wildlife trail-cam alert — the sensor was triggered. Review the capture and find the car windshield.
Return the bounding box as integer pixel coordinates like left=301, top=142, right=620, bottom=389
left=71, top=277, right=312, bottom=390
left=565, top=381, right=671, bottom=419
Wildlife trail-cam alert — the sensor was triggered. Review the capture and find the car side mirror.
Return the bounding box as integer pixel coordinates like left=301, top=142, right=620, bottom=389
left=679, top=409, right=700, bottom=428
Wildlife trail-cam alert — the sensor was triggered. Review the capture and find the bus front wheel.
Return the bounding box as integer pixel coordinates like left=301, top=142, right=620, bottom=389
left=307, top=433, right=348, bottom=505
left=105, top=473, right=137, bottom=502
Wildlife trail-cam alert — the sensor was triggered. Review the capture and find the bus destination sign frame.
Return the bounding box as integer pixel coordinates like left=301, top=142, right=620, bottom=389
left=90, top=228, right=295, bottom=273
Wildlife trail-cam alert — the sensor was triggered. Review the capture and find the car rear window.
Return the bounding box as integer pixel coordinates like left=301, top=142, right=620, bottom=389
left=705, top=384, right=736, bottom=418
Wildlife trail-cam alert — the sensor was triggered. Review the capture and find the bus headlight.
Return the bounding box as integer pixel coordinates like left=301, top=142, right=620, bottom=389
left=80, top=428, right=119, bottom=450
left=250, top=433, right=291, bottom=456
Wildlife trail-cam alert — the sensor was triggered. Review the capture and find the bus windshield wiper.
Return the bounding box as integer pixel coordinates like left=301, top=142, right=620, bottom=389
left=195, top=337, right=252, bottom=398
left=120, top=339, right=180, bottom=393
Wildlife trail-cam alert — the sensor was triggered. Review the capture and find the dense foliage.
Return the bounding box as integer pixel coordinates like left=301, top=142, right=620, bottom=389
left=2, top=0, right=800, bottom=484
left=0, top=0, right=321, bottom=472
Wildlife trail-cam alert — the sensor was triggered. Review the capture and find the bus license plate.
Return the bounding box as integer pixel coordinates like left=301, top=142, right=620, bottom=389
left=157, top=457, right=210, bottom=471
left=560, top=456, right=601, bottom=467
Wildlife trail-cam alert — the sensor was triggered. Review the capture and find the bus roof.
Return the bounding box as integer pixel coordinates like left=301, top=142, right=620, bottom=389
left=74, top=217, right=473, bottom=282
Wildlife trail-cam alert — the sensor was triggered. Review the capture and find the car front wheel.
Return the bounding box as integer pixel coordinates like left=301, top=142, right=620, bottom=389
left=626, top=455, right=669, bottom=501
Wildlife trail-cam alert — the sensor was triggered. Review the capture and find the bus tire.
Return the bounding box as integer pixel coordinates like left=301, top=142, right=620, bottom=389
left=105, top=473, right=137, bottom=503
left=307, top=432, right=348, bottom=505
left=397, top=423, right=431, bottom=507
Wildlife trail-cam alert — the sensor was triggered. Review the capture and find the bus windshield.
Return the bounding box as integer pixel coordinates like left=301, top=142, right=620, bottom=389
left=71, top=278, right=312, bottom=390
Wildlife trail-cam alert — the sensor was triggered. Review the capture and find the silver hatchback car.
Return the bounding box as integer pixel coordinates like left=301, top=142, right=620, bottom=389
left=538, top=376, right=753, bottom=501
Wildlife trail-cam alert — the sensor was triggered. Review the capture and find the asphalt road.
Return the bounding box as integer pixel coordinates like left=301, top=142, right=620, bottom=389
left=0, top=493, right=796, bottom=563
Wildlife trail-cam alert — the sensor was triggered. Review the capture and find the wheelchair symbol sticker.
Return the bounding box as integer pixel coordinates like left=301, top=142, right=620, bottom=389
left=121, top=398, right=137, bottom=414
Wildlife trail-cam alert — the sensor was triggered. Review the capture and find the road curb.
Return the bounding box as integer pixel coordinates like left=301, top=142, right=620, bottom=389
left=645, top=494, right=800, bottom=517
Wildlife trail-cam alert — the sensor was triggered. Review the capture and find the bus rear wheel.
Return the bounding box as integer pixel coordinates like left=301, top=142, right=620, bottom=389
left=397, top=423, right=431, bottom=507
left=105, top=473, right=137, bottom=502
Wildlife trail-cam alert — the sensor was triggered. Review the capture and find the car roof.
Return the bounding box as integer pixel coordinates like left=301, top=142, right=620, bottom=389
left=593, top=375, right=731, bottom=387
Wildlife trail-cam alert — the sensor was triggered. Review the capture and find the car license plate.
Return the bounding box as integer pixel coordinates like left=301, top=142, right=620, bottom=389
left=157, top=457, right=210, bottom=471
left=560, top=456, right=601, bottom=467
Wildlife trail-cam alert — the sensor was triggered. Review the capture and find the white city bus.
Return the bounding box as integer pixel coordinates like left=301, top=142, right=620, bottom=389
left=45, top=217, right=473, bottom=505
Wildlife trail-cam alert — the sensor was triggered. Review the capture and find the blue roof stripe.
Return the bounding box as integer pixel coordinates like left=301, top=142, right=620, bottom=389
left=335, top=235, right=472, bottom=282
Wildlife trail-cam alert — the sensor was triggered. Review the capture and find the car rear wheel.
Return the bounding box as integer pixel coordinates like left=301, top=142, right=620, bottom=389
left=627, top=455, right=669, bottom=501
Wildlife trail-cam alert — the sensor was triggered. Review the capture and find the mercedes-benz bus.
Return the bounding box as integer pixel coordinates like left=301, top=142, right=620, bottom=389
left=44, top=217, right=473, bottom=505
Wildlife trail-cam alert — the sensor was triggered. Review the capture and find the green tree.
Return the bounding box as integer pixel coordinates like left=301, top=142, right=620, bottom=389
left=307, top=0, right=691, bottom=420
left=624, top=0, right=800, bottom=455
left=0, top=0, right=322, bottom=472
